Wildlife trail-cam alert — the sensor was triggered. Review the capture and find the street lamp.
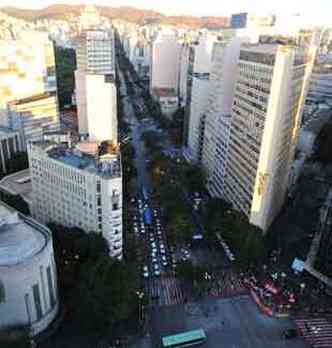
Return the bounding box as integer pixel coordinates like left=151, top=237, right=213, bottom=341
left=300, top=283, right=306, bottom=295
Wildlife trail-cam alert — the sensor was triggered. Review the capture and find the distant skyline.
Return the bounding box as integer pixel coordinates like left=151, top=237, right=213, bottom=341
left=1, top=0, right=331, bottom=27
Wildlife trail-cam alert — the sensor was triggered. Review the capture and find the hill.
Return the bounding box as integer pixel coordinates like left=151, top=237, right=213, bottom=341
left=1, top=4, right=229, bottom=28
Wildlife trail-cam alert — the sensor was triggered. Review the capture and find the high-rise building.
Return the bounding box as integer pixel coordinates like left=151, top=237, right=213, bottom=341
left=28, top=138, right=123, bottom=259
left=76, top=30, right=115, bottom=75
left=183, top=34, right=217, bottom=161
left=7, top=92, right=60, bottom=148
left=202, top=38, right=244, bottom=195
left=0, top=201, right=59, bottom=336
left=75, top=30, right=117, bottom=143
left=150, top=29, right=181, bottom=115
left=220, top=44, right=315, bottom=232
left=0, top=31, right=58, bottom=127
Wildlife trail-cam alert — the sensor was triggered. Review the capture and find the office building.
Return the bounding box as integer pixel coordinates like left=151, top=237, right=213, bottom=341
left=0, top=201, right=59, bottom=336
left=7, top=92, right=60, bottom=148
left=28, top=138, right=123, bottom=259
left=0, top=31, right=57, bottom=126
left=0, top=127, right=23, bottom=174
left=76, top=30, right=115, bottom=75
left=150, top=29, right=181, bottom=114
left=75, top=30, right=117, bottom=143
left=184, top=34, right=217, bottom=160
left=221, top=44, right=315, bottom=232
left=202, top=38, right=244, bottom=195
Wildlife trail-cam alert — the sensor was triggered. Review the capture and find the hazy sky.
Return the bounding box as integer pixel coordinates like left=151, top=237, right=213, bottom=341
left=1, top=0, right=331, bottom=26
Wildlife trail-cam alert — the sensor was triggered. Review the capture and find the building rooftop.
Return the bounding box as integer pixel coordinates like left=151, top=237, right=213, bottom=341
left=0, top=169, right=33, bottom=205
left=33, top=140, right=121, bottom=179
left=0, top=201, right=49, bottom=266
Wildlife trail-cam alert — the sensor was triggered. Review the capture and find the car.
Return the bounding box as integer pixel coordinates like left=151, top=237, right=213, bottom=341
left=160, top=249, right=166, bottom=254
left=154, top=270, right=161, bottom=277
left=152, top=257, right=157, bottom=263
left=150, top=237, right=155, bottom=242
left=151, top=242, right=156, bottom=247
left=162, top=260, right=168, bottom=267
left=157, top=231, right=162, bottom=236
left=153, top=264, right=159, bottom=270
left=142, top=266, right=149, bottom=278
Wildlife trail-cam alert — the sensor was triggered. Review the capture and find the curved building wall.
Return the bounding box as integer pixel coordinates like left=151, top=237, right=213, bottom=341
left=0, top=217, right=59, bottom=336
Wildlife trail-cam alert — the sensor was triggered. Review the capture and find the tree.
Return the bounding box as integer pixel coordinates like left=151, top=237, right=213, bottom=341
left=72, top=256, right=138, bottom=333
left=54, top=46, right=76, bottom=108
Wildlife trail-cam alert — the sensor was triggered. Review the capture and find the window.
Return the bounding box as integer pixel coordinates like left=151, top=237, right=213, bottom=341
left=0, top=280, right=5, bottom=303
left=46, top=266, right=56, bottom=308
left=32, top=284, right=43, bottom=320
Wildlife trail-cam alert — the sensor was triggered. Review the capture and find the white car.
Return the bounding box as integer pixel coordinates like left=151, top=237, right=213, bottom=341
left=152, top=257, right=158, bottom=263
left=154, top=270, right=161, bottom=277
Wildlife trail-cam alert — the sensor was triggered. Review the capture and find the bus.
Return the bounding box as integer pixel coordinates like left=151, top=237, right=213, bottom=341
left=162, top=329, right=206, bottom=348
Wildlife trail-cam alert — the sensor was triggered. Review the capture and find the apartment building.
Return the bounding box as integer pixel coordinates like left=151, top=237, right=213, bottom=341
left=307, top=63, right=332, bottom=103
left=7, top=92, right=60, bottom=148
left=184, top=34, right=218, bottom=161
left=28, top=138, right=123, bottom=259
left=150, top=29, right=181, bottom=114
left=75, top=29, right=118, bottom=142
left=0, top=31, right=58, bottom=126
left=202, top=38, right=244, bottom=196
left=221, top=44, right=315, bottom=232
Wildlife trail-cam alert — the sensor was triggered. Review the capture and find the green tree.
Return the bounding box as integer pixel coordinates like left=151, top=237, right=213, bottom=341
left=54, top=46, right=76, bottom=108
left=72, top=256, right=138, bottom=333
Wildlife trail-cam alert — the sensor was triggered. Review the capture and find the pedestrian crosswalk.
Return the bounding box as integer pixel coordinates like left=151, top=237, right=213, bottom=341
left=209, top=271, right=248, bottom=299
left=295, top=317, right=332, bottom=347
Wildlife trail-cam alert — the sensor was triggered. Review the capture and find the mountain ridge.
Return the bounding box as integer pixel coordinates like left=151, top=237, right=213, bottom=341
left=0, top=4, right=230, bottom=28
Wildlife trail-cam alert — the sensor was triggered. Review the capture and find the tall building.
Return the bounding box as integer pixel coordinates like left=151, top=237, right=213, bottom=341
left=307, top=62, right=332, bottom=103
left=0, top=31, right=58, bottom=128
left=28, top=138, right=123, bottom=259
left=7, top=92, right=60, bottom=148
left=202, top=38, right=244, bottom=195
left=75, top=30, right=118, bottom=143
left=220, top=44, right=315, bottom=232
left=0, top=201, right=59, bottom=336
left=183, top=34, right=217, bottom=161
left=76, top=30, right=115, bottom=75
left=150, top=29, right=181, bottom=115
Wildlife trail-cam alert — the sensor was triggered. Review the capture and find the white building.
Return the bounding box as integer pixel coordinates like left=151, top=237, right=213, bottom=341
left=0, top=31, right=57, bottom=126
left=75, top=73, right=117, bottom=142
left=7, top=92, right=60, bottom=148
left=150, top=29, right=181, bottom=97
left=0, top=202, right=59, bottom=336
left=28, top=138, right=123, bottom=259
left=75, top=30, right=117, bottom=143
left=184, top=34, right=218, bottom=160
left=202, top=38, right=244, bottom=194
left=76, top=30, right=115, bottom=75
left=222, top=44, right=316, bottom=232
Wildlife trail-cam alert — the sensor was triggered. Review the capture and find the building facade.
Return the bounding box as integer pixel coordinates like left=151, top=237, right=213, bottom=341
left=0, top=202, right=59, bottom=336
left=7, top=93, right=60, bottom=148
left=222, top=44, right=315, bottom=232
left=75, top=29, right=118, bottom=143
left=0, top=31, right=57, bottom=126
left=28, top=138, right=123, bottom=259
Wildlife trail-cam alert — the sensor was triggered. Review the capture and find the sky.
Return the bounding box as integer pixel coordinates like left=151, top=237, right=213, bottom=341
left=1, top=0, right=331, bottom=26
